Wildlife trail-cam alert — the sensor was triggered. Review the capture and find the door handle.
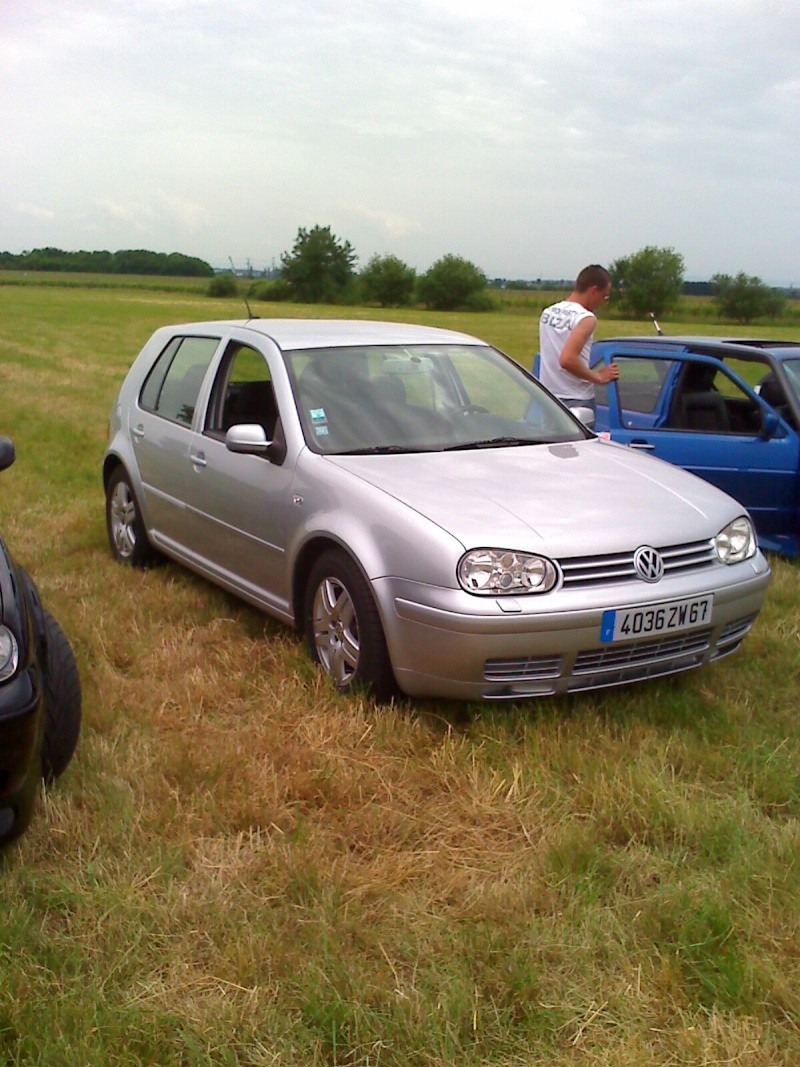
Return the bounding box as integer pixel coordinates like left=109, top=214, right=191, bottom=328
left=131, top=424, right=145, bottom=440
left=190, top=451, right=207, bottom=469
left=628, top=440, right=655, bottom=450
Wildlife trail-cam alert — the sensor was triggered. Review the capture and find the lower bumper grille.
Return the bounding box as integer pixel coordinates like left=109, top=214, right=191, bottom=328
left=484, top=654, right=563, bottom=684
left=483, top=614, right=758, bottom=698
left=573, top=628, right=712, bottom=675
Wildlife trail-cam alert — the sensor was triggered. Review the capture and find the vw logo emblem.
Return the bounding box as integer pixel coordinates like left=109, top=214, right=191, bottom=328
left=633, top=545, right=664, bottom=583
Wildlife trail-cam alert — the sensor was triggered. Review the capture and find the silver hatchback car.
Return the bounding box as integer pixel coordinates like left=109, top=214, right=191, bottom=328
left=103, top=319, right=770, bottom=701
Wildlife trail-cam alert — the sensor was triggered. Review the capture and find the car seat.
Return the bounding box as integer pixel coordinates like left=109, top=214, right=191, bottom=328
left=677, top=390, right=731, bottom=432
left=222, top=381, right=278, bottom=437
left=296, top=354, right=377, bottom=449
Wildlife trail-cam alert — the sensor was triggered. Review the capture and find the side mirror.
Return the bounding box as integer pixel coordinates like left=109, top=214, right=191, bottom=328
left=569, top=406, right=596, bottom=429
left=759, top=410, right=782, bottom=440
left=0, top=436, right=16, bottom=472
left=225, top=424, right=269, bottom=454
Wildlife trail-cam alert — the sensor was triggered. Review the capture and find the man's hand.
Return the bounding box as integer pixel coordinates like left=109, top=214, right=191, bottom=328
left=595, top=362, right=619, bottom=384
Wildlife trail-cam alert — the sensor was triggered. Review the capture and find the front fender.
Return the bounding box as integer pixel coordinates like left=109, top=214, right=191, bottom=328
left=288, top=453, right=465, bottom=585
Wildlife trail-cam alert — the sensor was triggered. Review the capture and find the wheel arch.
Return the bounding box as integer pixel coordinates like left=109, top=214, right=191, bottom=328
left=291, top=535, right=373, bottom=632
left=102, top=452, right=124, bottom=490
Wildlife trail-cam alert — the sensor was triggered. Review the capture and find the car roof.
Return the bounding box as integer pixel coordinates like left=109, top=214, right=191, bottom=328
left=598, top=335, right=800, bottom=362
left=169, top=318, right=483, bottom=351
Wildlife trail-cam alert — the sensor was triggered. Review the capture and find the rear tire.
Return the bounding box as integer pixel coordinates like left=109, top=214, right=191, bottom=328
left=41, top=611, right=82, bottom=783
left=304, top=549, right=397, bottom=702
left=105, top=467, right=160, bottom=567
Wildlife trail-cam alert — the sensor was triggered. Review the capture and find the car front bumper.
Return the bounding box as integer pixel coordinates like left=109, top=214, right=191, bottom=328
left=376, top=554, right=771, bottom=701
left=0, top=667, right=45, bottom=845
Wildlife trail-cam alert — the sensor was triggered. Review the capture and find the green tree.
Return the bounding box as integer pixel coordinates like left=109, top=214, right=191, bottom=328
left=609, top=246, right=685, bottom=318
left=359, top=254, right=416, bottom=307
left=0, top=247, right=213, bottom=276
left=163, top=252, right=214, bottom=277
left=417, top=254, right=488, bottom=311
left=711, top=272, right=785, bottom=324
left=112, top=249, right=165, bottom=274
left=280, top=225, right=357, bottom=303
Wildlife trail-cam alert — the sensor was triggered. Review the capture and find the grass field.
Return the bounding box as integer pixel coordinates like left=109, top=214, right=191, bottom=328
left=1, top=282, right=799, bottom=1066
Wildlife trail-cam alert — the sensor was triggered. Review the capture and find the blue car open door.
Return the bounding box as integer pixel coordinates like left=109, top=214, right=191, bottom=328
left=593, top=344, right=800, bottom=556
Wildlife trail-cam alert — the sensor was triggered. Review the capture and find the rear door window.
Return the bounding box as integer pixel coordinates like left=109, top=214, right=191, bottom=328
left=140, top=336, right=220, bottom=426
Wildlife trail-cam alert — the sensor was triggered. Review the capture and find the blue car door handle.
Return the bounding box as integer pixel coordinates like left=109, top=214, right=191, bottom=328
left=628, top=440, right=655, bottom=450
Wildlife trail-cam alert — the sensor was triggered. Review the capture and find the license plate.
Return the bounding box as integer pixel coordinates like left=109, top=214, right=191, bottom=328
left=600, top=595, right=713, bottom=643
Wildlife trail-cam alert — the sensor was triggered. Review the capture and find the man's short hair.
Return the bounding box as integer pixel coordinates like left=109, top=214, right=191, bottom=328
left=575, top=265, right=611, bottom=292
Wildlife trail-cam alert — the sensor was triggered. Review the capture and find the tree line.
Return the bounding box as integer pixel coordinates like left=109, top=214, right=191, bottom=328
left=230, top=228, right=789, bottom=323
left=0, top=247, right=214, bottom=277
left=2, top=236, right=791, bottom=324
left=217, top=225, right=492, bottom=313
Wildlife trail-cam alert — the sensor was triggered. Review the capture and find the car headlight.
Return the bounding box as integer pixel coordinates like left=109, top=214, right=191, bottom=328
left=458, top=549, right=558, bottom=595
left=0, top=625, right=19, bottom=681
left=715, top=516, right=756, bottom=564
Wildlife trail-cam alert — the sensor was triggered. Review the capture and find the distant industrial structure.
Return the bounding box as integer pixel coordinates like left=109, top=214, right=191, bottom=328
left=214, top=257, right=281, bottom=280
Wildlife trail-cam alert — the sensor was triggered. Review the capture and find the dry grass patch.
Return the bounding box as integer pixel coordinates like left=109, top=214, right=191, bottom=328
left=1, top=285, right=799, bottom=1065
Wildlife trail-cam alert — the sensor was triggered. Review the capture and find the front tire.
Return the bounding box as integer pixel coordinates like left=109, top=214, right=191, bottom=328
left=105, top=467, right=159, bottom=567
left=304, top=550, right=396, bottom=701
left=41, top=611, right=82, bottom=782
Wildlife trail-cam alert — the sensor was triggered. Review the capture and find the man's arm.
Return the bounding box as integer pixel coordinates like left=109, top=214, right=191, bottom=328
left=559, top=316, right=619, bottom=384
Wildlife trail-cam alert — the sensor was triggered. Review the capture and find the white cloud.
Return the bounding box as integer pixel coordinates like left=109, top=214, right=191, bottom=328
left=16, top=202, right=55, bottom=220
left=343, top=204, right=424, bottom=239
left=0, top=0, right=798, bottom=280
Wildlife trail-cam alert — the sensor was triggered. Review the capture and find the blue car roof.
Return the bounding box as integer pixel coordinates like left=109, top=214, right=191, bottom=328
left=597, top=336, right=800, bottom=362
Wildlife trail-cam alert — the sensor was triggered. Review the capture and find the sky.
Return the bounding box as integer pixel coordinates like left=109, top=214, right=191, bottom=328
left=2, top=0, right=800, bottom=283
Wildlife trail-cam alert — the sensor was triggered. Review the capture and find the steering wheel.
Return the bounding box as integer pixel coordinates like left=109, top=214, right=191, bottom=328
left=457, top=404, right=490, bottom=416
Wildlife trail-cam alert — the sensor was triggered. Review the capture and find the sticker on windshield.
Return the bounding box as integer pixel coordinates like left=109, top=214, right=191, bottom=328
left=314, top=424, right=329, bottom=436
left=309, top=407, right=327, bottom=424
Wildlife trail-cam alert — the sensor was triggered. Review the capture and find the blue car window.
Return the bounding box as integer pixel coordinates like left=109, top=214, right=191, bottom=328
left=615, top=357, right=676, bottom=429
left=670, top=365, right=763, bottom=435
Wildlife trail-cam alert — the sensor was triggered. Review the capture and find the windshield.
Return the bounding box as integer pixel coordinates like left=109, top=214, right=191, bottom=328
left=783, top=359, right=800, bottom=404
left=287, top=344, right=587, bottom=454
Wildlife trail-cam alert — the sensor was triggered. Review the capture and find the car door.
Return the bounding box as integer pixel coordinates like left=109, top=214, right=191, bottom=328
left=596, top=347, right=800, bottom=550
left=131, top=333, right=223, bottom=546
left=177, top=337, right=296, bottom=618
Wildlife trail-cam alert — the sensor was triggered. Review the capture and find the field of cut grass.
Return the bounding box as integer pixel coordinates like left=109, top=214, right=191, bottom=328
left=0, top=282, right=799, bottom=1066
left=0, top=268, right=213, bottom=294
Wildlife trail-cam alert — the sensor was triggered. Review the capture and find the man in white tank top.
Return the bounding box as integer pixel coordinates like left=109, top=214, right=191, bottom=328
left=538, top=265, right=619, bottom=412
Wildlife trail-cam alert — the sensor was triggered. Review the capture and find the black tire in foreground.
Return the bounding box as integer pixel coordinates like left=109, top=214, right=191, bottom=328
left=304, top=549, right=397, bottom=702
left=105, top=467, right=160, bottom=567
left=41, top=611, right=82, bottom=783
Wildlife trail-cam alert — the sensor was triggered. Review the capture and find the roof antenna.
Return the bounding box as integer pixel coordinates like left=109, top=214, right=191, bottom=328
left=228, top=256, right=258, bottom=320
left=649, top=311, right=663, bottom=336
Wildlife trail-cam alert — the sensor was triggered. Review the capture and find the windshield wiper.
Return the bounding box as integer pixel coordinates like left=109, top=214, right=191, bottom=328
left=338, top=444, right=429, bottom=455
left=442, top=436, right=538, bottom=451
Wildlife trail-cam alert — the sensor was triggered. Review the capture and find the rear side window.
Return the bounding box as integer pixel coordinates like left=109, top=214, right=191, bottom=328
left=140, top=336, right=220, bottom=426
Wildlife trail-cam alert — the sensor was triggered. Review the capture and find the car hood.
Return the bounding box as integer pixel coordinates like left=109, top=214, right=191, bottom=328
left=328, top=438, right=741, bottom=554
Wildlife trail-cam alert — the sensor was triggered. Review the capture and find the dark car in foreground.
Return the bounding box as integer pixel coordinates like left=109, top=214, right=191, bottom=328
left=0, top=437, right=81, bottom=848
left=103, top=319, right=770, bottom=702
left=591, top=336, right=800, bottom=557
